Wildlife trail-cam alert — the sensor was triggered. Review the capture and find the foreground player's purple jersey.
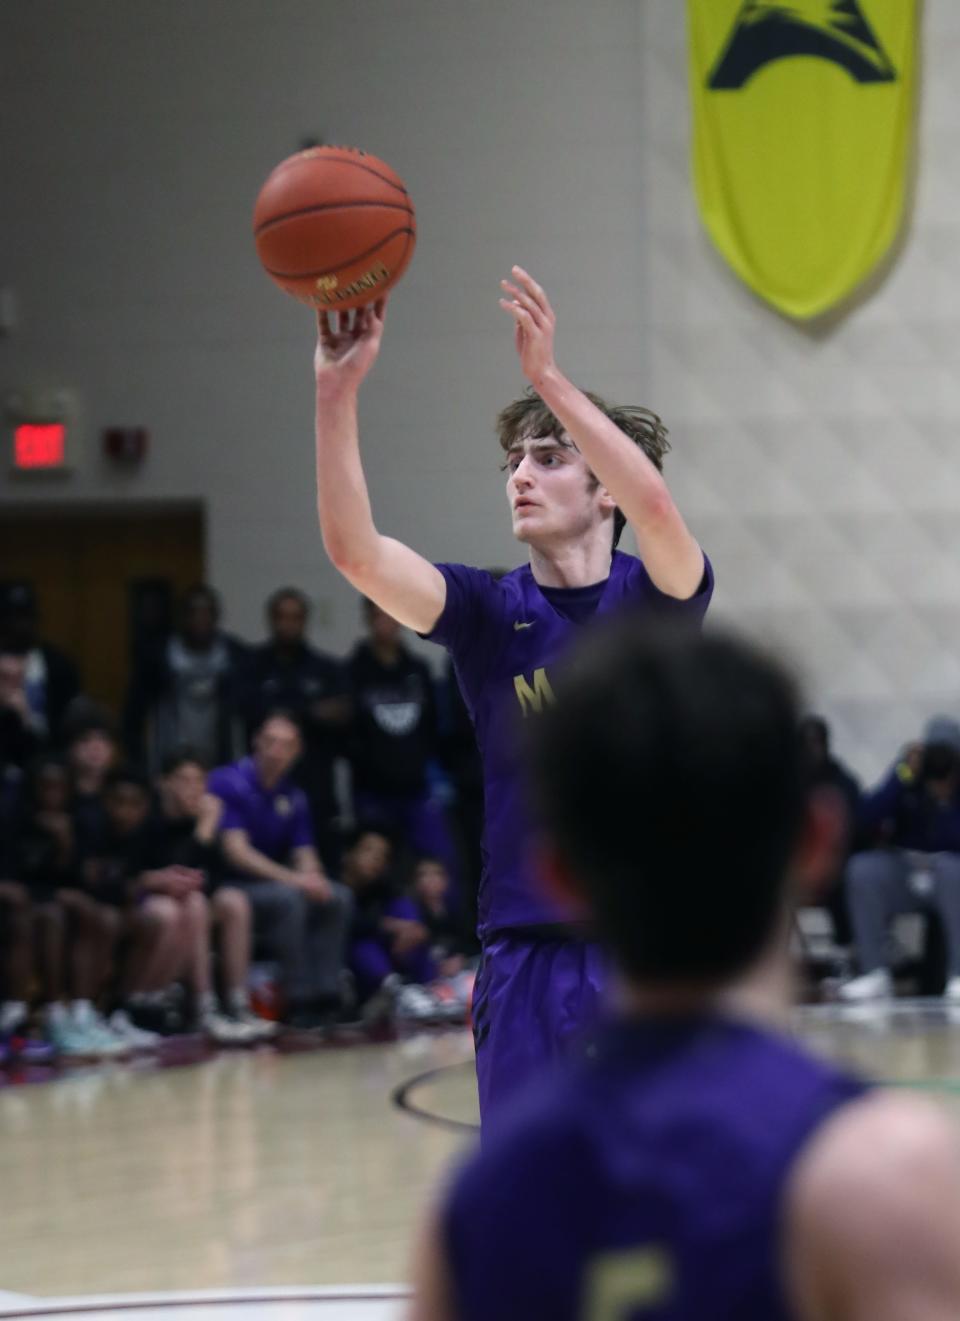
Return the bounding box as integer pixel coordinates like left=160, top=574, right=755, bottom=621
left=424, top=551, right=714, bottom=934
left=444, top=1014, right=866, bottom=1321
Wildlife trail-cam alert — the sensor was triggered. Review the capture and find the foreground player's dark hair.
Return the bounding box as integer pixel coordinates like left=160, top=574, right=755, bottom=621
left=530, top=624, right=806, bottom=984
left=496, top=388, right=671, bottom=548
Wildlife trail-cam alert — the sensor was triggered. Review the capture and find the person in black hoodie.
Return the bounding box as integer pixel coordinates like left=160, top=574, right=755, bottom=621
left=346, top=599, right=460, bottom=894
left=799, top=715, right=861, bottom=946
left=0, top=584, right=80, bottom=747
left=124, top=584, right=246, bottom=775
left=0, top=650, right=44, bottom=774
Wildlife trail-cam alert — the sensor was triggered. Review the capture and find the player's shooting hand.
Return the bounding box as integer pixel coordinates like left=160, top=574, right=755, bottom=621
left=314, top=299, right=388, bottom=399
left=499, top=266, right=558, bottom=390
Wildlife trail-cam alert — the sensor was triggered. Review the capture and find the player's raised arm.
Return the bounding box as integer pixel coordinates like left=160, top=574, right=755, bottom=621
left=499, top=267, right=704, bottom=600
left=314, top=300, right=447, bottom=633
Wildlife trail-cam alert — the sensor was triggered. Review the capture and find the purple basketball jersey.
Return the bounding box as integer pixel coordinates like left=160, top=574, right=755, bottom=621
left=424, top=551, right=714, bottom=934
left=444, top=1015, right=867, bottom=1320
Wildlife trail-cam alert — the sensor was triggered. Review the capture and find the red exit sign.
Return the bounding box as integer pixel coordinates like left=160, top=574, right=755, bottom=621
left=13, top=423, right=67, bottom=471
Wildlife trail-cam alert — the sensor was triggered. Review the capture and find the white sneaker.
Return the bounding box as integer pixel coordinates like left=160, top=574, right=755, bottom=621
left=838, top=969, right=893, bottom=1002
left=0, top=1000, right=28, bottom=1035
left=394, top=984, right=440, bottom=1023
left=200, top=1010, right=258, bottom=1046
left=944, top=977, right=960, bottom=1003
left=107, top=1009, right=161, bottom=1051
left=232, top=1007, right=278, bottom=1041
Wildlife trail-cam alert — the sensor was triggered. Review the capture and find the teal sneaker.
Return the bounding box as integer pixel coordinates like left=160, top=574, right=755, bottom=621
left=46, top=1003, right=103, bottom=1060
left=70, top=1002, right=129, bottom=1059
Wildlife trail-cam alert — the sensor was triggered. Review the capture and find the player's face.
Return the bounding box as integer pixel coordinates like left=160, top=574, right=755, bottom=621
left=366, top=603, right=401, bottom=647
left=182, top=597, right=217, bottom=647
left=254, top=717, right=302, bottom=779
left=105, top=784, right=149, bottom=835
left=414, top=861, right=447, bottom=903
left=504, top=435, right=606, bottom=546
left=270, top=598, right=307, bottom=646
left=36, top=764, right=70, bottom=812
left=165, top=762, right=206, bottom=817
left=69, top=730, right=116, bottom=777
left=348, top=832, right=390, bottom=884
left=0, top=654, right=26, bottom=701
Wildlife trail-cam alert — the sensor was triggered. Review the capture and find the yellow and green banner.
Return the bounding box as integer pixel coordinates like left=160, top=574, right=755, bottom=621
left=687, top=1, right=919, bottom=319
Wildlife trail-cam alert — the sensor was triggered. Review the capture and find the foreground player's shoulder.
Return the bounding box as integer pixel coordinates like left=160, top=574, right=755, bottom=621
left=786, top=1088, right=960, bottom=1320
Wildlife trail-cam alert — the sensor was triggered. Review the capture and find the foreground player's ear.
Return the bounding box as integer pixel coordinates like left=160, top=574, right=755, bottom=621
left=790, top=786, right=847, bottom=902
left=535, top=840, right=592, bottom=920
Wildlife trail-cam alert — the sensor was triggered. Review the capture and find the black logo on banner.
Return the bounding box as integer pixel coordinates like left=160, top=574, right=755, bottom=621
left=708, top=1, right=897, bottom=89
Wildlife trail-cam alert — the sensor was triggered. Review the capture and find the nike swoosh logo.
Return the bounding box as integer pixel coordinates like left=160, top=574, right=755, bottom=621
left=514, top=621, right=534, bottom=631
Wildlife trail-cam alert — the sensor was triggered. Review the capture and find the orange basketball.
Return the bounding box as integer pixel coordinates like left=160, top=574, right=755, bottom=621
left=253, top=146, right=417, bottom=311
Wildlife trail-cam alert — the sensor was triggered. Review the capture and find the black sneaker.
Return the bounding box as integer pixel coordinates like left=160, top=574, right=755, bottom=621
left=126, top=995, right=183, bottom=1037
left=284, top=1002, right=329, bottom=1031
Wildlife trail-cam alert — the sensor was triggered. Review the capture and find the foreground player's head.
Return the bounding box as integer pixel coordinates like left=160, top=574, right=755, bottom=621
left=497, top=388, right=670, bottom=550
left=530, top=624, right=841, bottom=987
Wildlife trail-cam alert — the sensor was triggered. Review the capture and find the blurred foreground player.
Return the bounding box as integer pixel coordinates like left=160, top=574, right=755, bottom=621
left=314, top=268, right=711, bottom=1118
left=409, top=625, right=960, bottom=1321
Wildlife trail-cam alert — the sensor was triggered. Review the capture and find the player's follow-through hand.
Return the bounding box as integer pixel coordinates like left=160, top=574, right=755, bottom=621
left=314, top=299, right=388, bottom=398
left=500, top=265, right=558, bottom=389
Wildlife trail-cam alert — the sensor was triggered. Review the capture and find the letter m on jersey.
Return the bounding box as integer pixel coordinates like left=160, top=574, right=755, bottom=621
left=514, top=667, right=556, bottom=717
left=686, top=0, right=918, bottom=319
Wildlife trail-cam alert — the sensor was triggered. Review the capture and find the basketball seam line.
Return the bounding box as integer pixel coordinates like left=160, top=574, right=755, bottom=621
left=263, top=227, right=416, bottom=280
left=270, top=154, right=410, bottom=196
left=255, top=200, right=415, bottom=237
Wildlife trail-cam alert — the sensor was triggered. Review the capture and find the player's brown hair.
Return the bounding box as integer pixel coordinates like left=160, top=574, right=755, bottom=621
left=496, top=388, right=671, bottom=548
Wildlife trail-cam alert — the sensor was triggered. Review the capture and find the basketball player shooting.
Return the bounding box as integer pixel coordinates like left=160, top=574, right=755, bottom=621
left=408, top=625, right=960, bottom=1321
left=313, top=267, right=713, bottom=1120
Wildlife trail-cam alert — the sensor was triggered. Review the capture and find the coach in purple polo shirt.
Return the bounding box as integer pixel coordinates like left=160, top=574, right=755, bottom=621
left=208, top=710, right=352, bottom=1027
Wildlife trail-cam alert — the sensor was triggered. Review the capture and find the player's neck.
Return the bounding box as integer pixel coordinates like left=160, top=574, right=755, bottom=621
left=618, top=945, right=794, bottom=1032
left=528, top=533, right=613, bottom=589
left=618, top=981, right=722, bottom=1020
left=719, top=930, right=796, bottom=1031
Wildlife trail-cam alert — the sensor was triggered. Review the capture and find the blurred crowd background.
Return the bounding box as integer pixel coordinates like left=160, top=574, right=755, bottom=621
left=0, top=579, right=480, bottom=1062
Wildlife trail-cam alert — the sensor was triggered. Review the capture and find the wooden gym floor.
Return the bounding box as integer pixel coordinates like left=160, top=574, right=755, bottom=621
left=2, top=1003, right=960, bottom=1309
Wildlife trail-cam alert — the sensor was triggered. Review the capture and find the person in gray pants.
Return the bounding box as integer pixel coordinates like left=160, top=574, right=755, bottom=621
left=208, top=710, right=353, bottom=1027
left=841, top=741, right=960, bottom=1002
